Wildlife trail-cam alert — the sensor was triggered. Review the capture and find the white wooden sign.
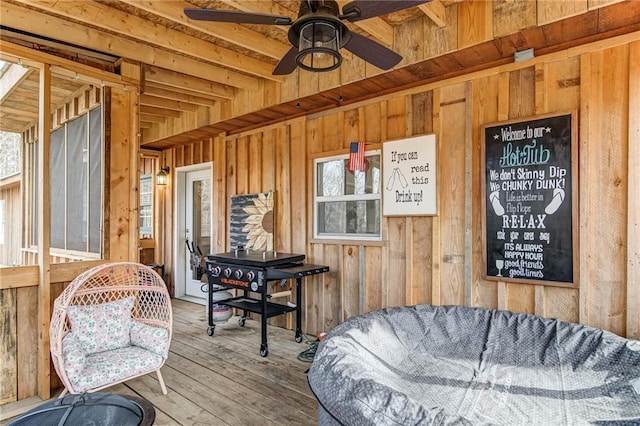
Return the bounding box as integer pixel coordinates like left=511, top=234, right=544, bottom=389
left=383, top=134, right=437, bottom=216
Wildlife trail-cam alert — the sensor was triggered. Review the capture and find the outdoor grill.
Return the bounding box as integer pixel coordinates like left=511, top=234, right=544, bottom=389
left=205, top=248, right=328, bottom=357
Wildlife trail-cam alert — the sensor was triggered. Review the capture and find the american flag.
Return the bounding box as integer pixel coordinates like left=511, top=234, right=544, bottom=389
left=348, top=142, right=366, bottom=172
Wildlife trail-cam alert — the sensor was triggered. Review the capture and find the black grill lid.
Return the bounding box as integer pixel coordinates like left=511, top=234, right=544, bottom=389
left=208, top=250, right=305, bottom=267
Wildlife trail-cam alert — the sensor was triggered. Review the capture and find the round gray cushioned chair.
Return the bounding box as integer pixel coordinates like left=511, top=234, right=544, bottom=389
left=308, top=304, right=640, bottom=425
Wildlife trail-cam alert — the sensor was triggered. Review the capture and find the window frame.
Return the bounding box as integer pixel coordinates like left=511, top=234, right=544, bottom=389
left=138, top=152, right=162, bottom=246
left=313, top=150, right=382, bottom=241
left=42, top=105, right=103, bottom=256
left=139, top=173, right=154, bottom=239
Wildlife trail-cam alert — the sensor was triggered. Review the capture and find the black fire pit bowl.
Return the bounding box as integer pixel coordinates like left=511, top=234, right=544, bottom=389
left=8, top=393, right=155, bottom=426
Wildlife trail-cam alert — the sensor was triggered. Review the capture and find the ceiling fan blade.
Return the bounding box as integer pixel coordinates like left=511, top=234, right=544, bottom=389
left=343, top=33, right=402, bottom=70
left=184, top=8, right=292, bottom=25
left=272, top=47, right=299, bottom=75
left=342, top=1, right=430, bottom=22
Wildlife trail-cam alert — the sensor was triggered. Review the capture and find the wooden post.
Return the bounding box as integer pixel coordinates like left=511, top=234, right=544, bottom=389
left=213, top=133, right=227, bottom=254
left=37, top=64, right=52, bottom=400
left=628, top=41, right=640, bottom=339
left=496, top=72, right=509, bottom=310
left=108, top=86, right=140, bottom=261
left=431, top=90, right=442, bottom=306
left=130, top=89, right=140, bottom=262
left=463, top=82, right=473, bottom=307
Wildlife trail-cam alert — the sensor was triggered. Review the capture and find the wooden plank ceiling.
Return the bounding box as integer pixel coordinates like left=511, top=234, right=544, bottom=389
left=0, top=0, right=458, bottom=136
left=0, top=0, right=639, bottom=148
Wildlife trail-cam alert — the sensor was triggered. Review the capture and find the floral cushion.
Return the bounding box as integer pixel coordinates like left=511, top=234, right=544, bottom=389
left=61, top=333, right=86, bottom=380
left=130, top=320, right=170, bottom=359
left=66, top=346, right=163, bottom=393
left=67, top=297, right=134, bottom=355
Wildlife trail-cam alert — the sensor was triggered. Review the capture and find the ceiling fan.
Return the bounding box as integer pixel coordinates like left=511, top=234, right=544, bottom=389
left=184, top=0, right=430, bottom=75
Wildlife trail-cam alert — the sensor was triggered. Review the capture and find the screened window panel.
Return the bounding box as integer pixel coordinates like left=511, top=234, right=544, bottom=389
left=50, top=128, right=65, bottom=249
left=46, top=107, right=103, bottom=254
left=89, top=107, right=102, bottom=253
left=31, top=141, right=39, bottom=245
left=66, top=116, right=87, bottom=251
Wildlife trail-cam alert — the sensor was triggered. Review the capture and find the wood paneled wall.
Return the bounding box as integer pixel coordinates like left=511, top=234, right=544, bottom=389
left=162, top=36, right=640, bottom=339
left=0, top=84, right=140, bottom=405
left=277, top=0, right=628, bottom=105
left=0, top=181, right=21, bottom=267
left=107, top=86, right=140, bottom=262
left=0, top=261, right=103, bottom=404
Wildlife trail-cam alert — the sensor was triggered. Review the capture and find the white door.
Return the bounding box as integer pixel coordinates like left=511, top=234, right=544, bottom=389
left=184, top=169, right=211, bottom=299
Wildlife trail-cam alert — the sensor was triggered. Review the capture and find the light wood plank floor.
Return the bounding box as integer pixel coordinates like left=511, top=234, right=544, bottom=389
left=2, top=299, right=319, bottom=426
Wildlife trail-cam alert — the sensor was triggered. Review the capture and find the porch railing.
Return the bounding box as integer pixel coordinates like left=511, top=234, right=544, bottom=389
left=20, top=247, right=101, bottom=265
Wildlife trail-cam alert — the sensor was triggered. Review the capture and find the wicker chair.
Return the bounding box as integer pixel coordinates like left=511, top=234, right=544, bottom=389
left=50, top=262, right=173, bottom=397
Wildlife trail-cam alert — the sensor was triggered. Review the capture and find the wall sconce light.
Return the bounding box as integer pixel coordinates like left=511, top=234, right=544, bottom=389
left=156, top=166, right=170, bottom=186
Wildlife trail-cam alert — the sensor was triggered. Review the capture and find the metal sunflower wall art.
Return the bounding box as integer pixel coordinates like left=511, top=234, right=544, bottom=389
left=229, top=192, right=275, bottom=251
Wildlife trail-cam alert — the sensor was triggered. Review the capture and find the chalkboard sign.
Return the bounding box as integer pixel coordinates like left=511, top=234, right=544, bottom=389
left=482, top=112, right=577, bottom=285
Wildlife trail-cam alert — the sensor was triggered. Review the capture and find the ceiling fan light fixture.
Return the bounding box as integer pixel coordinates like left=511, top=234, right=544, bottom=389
left=184, top=0, right=421, bottom=75
left=296, top=21, right=342, bottom=72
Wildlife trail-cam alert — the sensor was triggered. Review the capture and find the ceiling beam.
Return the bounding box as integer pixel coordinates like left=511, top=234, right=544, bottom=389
left=0, top=116, right=31, bottom=132
left=347, top=18, right=394, bottom=47
left=120, top=0, right=290, bottom=60
left=12, top=0, right=280, bottom=81
left=50, top=66, right=108, bottom=88
left=142, top=84, right=218, bottom=106
left=218, top=0, right=293, bottom=33
left=0, top=105, right=39, bottom=118
left=4, top=88, right=37, bottom=103
left=0, top=62, right=33, bottom=102
left=14, top=79, right=72, bottom=95
left=139, top=94, right=198, bottom=112
left=140, top=105, right=182, bottom=118
left=419, top=1, right=447, bottom=28
left=336, top=0, right=394, bottom=46
left=0, top=38, right=129, bottom=88
left=144, top=66, right=235, bottom=99
left=140, top=113, right=167, bottom=123
left=1, top=2, right=262, bottom=89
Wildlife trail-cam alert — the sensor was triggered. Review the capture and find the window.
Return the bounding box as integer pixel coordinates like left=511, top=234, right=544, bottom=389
left=139, top=155, right=160, bottom=240
left=48, top=107, right=103, bottom=254
left=139, top=174, right=153, bottom=239
left=314, top=151, right=381, bottom=240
